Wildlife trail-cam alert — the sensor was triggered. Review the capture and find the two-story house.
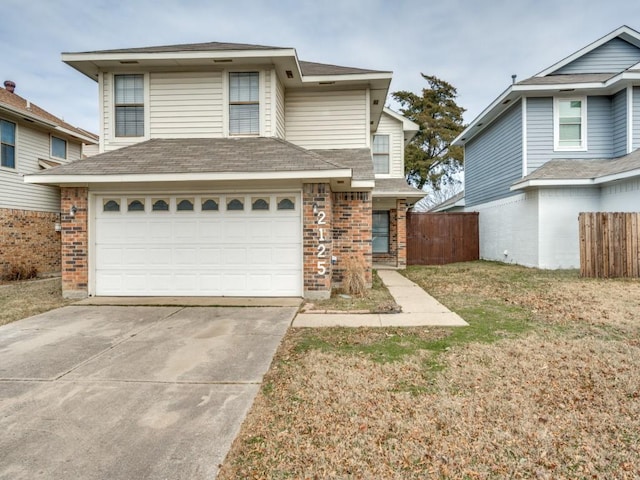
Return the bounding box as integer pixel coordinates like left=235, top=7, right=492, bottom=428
left=1, top=81, right=98, bottom=279
left=453, top=26, right=640, bottom=269
left=26, top=41, right=420, bottom=299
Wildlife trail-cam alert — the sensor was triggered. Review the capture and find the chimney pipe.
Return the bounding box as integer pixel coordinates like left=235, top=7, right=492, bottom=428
left=511, top=74, right=517, bottom=85
left=4, top=80, right=15, bottom=93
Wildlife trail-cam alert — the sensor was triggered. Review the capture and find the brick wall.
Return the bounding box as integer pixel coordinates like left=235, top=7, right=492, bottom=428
left=302, top=183, right=332, bottom=299
left=0, top=208, right=61, bottom=278
left=60, top=187, right=88, bottom=298
left=332, top=192, right=372, bottom=286
left=396, top=199, right=407, bottom=268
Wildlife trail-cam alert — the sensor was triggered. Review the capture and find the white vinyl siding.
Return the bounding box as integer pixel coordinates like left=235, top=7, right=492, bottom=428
left=0, top=125, right=82, bottom=212
left=149, top=71, right=223, bottom=138
left=274, top=73, right=286, bottom=138
left=285, top=89, right=368, bottom=149
left=373, top=111, right=404, bottom=177
left=634, top=87, right=640, bottom=150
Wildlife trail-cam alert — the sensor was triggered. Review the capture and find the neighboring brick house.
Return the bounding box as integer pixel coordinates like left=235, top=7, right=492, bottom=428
left=0, top=81, right=98, bottom=279
left=26, top=42, right=420, bottom=299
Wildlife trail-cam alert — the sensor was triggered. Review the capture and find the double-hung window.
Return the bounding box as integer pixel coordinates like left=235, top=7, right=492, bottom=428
left=1, top=119, right=16, bottom=169
left=229, top=72, right=259, bottom=135
left=372, top=134, right=390, bottom=174
left=555, top=97, right=586, bottom=151
left=115, top=74, right=144, bottom=137
left=372, top=211, right=390, bottom=253
left=51, top=136, right=67, bottom=159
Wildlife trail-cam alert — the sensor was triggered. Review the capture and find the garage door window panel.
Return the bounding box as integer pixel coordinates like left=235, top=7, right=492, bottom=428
left=152, top=199, right=169, bottom=212
left=227, top=198, right=244, bottom=211
left=252, top=198, right=270, bottom=211
left=177, top=198, right=194, bottom=211
left=277, top=197, right=295, bottom=210
left=202, top=198, right=219, bottom=211
left=103, top=199, right=121, bottom=212
left=128, top=199, right=145, bottom=212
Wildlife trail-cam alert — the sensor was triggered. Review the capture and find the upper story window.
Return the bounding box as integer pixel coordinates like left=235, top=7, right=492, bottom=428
left=229, top=72, right=259, bottom=135
left=115, top=74, right=144, bottom=137
left=372, top=134, right=390, bottom=174
left=51, top=136, right=67, bottom=159
left=554, top=97, right=586, bottom=151
left=1, top=119, right=16, bottom=169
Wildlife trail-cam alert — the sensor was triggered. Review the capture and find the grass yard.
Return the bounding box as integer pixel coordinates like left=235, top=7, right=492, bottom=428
left=218, top=261, right=640, bottom=479
left=0, top=277, right=72, bottom=326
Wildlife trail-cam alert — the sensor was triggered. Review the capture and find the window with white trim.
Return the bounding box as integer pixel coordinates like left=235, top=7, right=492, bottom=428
left=51, top=136, right=67, bottom=159
left=554, top=97, right=586, bottom=151
left=115, top=74, right=144, bottom=137
left=1, top=119, right=16, bottom=169
left=229, top=72, right=259, bottom=135
left=372, top=211, right=390, bottom=253
left=372, top=134, right=390, bottom=174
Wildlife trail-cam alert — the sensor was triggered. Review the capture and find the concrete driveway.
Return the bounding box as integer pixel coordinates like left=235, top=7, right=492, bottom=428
left=0, top=305, right=296, bottom=479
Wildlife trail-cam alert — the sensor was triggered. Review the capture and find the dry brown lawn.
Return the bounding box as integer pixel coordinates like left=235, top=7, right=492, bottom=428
left=219, top=262, right=640, bottom=479
left=0, top=277, right=72, bottom=326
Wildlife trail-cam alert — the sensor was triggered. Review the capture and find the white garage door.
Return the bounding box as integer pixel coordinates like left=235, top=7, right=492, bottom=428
left=94, top=193, right=302, bottom=296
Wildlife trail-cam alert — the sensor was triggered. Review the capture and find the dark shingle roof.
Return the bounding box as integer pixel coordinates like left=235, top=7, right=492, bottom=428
left=516, top=73, right=616, bottom=85
left=518, top=149, right=640, bottom=183
left=32, top=137, right=347, bottom=176
left=299, top=60, right=390, bottom=76
left=69, top=41, right=286, bottom=55
left=0, top=88, right=98, bottom=142
left=311, top=149, right=374, bottom=181
left=373, top=178, right=424, bottom=197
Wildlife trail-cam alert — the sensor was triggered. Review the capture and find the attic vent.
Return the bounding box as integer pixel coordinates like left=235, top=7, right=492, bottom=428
left=119, top=61, right=139, bottom=64
left=286, top=70, right=294, bottom=79
left=319, top=81, right=335, bottom=85
left=214, top=59, right=232, bottom=63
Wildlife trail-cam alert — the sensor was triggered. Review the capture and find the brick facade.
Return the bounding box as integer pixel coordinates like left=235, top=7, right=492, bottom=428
left=0, top=208, right=61, bottom=278
left=332, top=191, right=372, bottom=287
left=60, top=187, right=89, bottom=299
left=302, top=183, right=333, bottom=299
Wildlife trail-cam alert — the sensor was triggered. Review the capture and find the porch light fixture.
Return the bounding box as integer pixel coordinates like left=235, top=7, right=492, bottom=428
left=312, top=202, right=318, bottom=214
left=70, top=205, right=77, bottom=217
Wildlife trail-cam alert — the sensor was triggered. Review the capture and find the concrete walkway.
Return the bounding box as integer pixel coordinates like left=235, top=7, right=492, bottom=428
left=292, top=269, right=468, bottom=327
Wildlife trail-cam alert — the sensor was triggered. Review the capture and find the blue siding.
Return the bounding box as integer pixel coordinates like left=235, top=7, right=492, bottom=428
left=465, top=100, right=522, bottom=207
left=526, top=96, right=613, bottom=173
left=634, top=87, right=640, bottom=150
left=555, top=38, right=640, bottom=74
left=612, top=89, right=627, bottom=157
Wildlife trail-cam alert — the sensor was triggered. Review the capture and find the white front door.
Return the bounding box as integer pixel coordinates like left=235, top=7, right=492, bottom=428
left=94, top=193, right=302, bottom=296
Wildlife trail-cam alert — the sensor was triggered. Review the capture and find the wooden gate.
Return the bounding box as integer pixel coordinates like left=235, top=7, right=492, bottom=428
left=407, top=212, right=479, bottom=265
left=579, top=212, right=640, bottom=278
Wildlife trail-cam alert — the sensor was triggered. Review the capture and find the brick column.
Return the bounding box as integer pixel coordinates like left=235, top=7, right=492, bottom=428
left=61, top=187, right=89, bottom=299
left=303, top=183, right=332, bottom=299
left=332, top=192, right=372, bottom=287
left=396, top=199, right=407, bottom=268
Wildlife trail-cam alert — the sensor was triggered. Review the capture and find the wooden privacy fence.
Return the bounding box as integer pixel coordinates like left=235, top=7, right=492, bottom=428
left=407, top=212, right=479, bottom=265
left=579, top=212, right=640, bottom=278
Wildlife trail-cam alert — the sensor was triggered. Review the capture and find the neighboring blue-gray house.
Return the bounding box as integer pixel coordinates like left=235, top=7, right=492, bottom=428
left=453, top=25, right=640, bottom=268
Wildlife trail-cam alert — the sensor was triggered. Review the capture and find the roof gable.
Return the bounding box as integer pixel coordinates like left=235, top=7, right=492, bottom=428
left=536, top=25, right=640, bottom=77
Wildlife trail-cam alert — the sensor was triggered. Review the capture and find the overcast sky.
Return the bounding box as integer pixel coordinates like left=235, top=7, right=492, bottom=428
left=3, top=0, right=640, bottom=133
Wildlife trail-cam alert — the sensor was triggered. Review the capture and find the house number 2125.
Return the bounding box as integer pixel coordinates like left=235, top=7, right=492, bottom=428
left=316, top=209, right=327, bottom=275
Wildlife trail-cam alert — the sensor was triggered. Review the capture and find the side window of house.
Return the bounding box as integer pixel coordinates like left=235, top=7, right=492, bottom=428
left=229, top=72, right=259, bottom=135
left=372, top=211, right=390, bottom=253
left=555, top=98, right=586, bottom=151
left=51, top=136, right=67, bottom=159
left=1, top=119, right=16, bottom=169
left=372, top=135, right=390, bottom=174
left=115, top=74, right=144, bottom=137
